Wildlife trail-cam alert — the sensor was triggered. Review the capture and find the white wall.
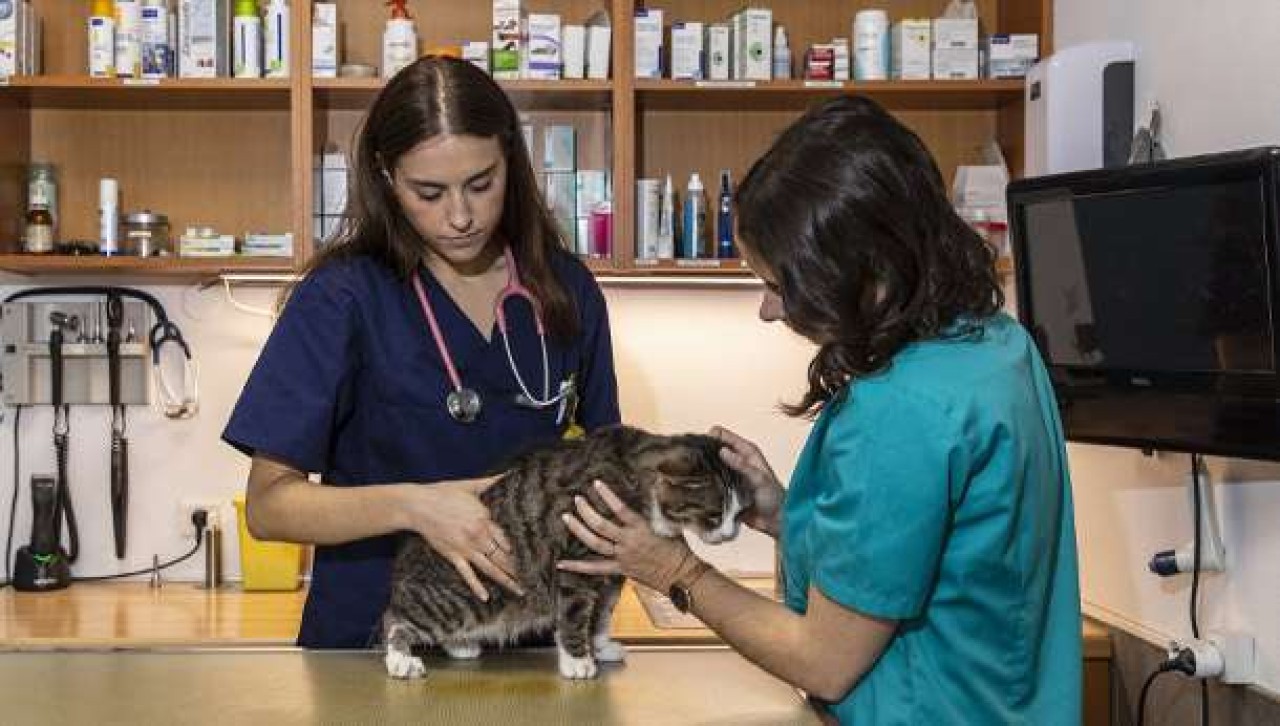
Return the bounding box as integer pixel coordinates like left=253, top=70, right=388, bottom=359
left=1057, top=0, right=1280, bottom=697
left=0, top=280, right=812, bottom=587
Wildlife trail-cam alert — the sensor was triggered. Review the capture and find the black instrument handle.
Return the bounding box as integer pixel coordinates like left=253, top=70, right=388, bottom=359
left=111, top=434, right=128, bottom=559
left=49, top=328, right=63, bottom=408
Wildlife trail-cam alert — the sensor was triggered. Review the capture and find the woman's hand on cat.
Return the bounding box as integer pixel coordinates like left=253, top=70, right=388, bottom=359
left=403, top=478, right=525, bottom=601
left=709, top=426, right=785, bottom=538
left=556, top=481, right=699, bottom=595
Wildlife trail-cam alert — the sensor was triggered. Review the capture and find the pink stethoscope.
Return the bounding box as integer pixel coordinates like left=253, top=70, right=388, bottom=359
left=411, top=247, right=575, bottom=423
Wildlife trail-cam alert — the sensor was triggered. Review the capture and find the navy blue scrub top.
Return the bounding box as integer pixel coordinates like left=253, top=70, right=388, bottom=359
left=222, top=250, right=620, bottom=648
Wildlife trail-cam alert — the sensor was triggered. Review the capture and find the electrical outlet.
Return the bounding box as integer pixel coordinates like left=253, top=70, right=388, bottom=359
left=1209, top=632, right=1255, bottom=685
left=179, top=498, right=221, bottom=536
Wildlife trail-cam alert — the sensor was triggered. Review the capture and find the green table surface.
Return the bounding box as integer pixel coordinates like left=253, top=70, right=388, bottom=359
left=0, top=645, right=823, bottom=725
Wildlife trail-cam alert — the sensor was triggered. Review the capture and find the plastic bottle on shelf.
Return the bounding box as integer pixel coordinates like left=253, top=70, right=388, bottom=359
left=657, top=174, right=676, bottom=260
left=263, top=0, right=290, bottom=78
left=88, top=0, right=117, bottom=78
left=853, top=9, right=889, bottom=81
left=382, top=0, right=418, bottom=80
left=772, top=26, right=791, bottom=80
left=99, top=178, right=120, bottom=256
left=681, top=172, right=708, bottom=259
left=716, top=169, right=734, bottom=258
left=234, top=0, right=263, bottom=78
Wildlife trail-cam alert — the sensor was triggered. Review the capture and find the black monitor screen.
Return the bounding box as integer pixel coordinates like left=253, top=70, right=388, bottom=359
left=1020, top=178, right=1274, bottom=375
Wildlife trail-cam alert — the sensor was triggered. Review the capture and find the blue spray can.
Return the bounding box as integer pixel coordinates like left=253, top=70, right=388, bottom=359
left=716, top=169, right=734, bottom=258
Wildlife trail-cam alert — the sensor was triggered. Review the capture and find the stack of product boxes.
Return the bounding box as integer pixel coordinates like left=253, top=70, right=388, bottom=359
left=636, top=5, right=1037, bottom=83
left=637, top=7, right=776, bottom=82
left=0, top=0, right=40, bottom=78
left=310, top=2, right=610, bottom=81
left=538, top=125, right=610, bottom=257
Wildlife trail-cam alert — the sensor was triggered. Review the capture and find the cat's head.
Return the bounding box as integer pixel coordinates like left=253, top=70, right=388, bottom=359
left=638, top=434, right=752, bottom=545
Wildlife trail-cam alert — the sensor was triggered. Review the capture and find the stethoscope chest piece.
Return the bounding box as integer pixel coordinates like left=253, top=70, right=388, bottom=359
left=447, top=387, right=483, bottom=423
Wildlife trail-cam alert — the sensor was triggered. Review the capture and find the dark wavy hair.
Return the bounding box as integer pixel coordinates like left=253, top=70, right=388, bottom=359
left=735, top=95, right=1004, bottom=417
left=299, top=56, right=578, bottom=340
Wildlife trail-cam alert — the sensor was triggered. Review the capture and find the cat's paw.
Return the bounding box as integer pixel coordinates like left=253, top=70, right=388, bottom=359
left=557, top=648, right=599, bottom=679
left=384, top=648, right=427, bottom=679
left=591, top=636, right=627, bottom=663
left=443, top=642, right=482, bottom=660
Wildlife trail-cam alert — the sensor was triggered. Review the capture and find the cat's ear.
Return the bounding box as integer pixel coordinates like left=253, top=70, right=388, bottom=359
left=634, top=441, right=700, bottom=478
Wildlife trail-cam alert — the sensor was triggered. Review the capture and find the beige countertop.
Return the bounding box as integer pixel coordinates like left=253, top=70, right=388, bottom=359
left=0, top=578, right=1111, bottom=659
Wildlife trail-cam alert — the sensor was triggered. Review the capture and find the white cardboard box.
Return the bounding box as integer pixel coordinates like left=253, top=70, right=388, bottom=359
left=562, top=25, right=585, bottom=79
left=933, top=18, right=978, bottom=50
left=491, top=0, right=522, bottom=79
left=933, top=48, right=978, bottom=80
left=525, top=13, right=561, bottom=79
left=891, top=20, right=930, bottom=80
left=309, top=2, right=337, bottom=79
left=706, top=24, right=731, bottom=80
left=671, top=21, right=704, bottom=80
left=634, top=8, right=663, bottom=78
left=586, top=20, right=611, bottom=79
left=739, top=8, right=772, bottom=81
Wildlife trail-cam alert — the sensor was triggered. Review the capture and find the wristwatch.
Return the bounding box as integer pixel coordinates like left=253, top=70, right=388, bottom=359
left=668, top=559, right=713, bottom=614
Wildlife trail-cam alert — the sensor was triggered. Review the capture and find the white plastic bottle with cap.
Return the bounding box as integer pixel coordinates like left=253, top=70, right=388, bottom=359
left=681, top=172, right=708, bottom=259
left=263, top=0, right=290, bottom=78
left=99, top=179, right=120, bottom=255
left=382, top=0, right=418, bottom=80
left=234, top=0, right=263, bottom=78
left=772, top=25, right=791, bottom=80
left=853, top=9, right=889, bottom=81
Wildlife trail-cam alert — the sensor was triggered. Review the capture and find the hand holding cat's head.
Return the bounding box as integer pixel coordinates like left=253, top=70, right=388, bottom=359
left=639, top=435, right=753, bottom=545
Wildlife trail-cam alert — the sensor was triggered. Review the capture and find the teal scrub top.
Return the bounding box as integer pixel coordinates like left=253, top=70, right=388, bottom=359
left=781, top=313, right=1081, bottom=725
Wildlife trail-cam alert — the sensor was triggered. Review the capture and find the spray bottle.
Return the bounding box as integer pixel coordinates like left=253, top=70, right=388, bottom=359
left=681, top=172, right=708, bottom=259
left=234, top=0, right=262, bottom=78
left=716, top=169, right=734, bottom=258
left=657, top=173, right=676, bottom=259
left=382, top=0, right=417, bottom=80
left=263, top=0, right=289, bottom=78
left=772, top=26, right=791, bottom=80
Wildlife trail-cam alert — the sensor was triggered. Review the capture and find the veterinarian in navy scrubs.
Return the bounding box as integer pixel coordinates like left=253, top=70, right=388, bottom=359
left=223, top=56, right=620, bottom=649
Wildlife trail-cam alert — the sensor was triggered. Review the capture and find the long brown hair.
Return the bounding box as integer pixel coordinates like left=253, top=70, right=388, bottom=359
left=300, top=56, right=578, bottom=340
left=736, top=95, right=1003, bottom=417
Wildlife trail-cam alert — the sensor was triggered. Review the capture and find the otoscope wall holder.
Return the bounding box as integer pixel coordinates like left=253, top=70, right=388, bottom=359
left=1, top=300, right=151, bottom=406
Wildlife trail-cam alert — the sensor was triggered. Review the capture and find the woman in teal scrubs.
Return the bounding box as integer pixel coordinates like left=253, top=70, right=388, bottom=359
left=223, top=56, right=620, bottom=649
left=560, top=96, right=1081, bottom=724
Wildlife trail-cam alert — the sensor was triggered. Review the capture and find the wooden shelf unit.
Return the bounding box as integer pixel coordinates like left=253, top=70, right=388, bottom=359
left=0, top=0, right=1049, bottom=281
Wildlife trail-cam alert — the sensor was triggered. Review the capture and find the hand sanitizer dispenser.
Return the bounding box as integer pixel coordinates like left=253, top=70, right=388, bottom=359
left=1025, top=41, right=1135, bottom=176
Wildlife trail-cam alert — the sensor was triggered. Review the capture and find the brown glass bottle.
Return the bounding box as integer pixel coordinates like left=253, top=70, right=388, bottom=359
left=23, top=206, right=54, bottom=254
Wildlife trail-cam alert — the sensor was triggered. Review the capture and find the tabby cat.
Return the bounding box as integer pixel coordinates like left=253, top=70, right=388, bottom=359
left=382, top=424, right=750, bottom=680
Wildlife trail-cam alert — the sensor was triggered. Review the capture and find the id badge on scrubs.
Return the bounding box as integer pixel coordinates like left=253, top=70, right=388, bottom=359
left=560, top=375, right=584, bottom=440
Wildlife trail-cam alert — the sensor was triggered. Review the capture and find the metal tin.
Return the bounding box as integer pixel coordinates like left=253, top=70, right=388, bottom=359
left=121, top=210, right=170, bottom=256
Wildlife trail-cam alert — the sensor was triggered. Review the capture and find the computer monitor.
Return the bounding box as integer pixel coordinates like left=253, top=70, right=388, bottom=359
left=1008, top=147, right=1280, bottom=460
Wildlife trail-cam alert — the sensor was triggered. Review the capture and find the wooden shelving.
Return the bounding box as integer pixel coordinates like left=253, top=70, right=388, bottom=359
left=634, top=78, right=1025, bottom=111
left=313, top=77, right=614, bottom=111
left=0, top=254, right=294, bottom=277
left=0, top=0, right=1049, bottom=282
left=0, top=75, right=292, bottom=109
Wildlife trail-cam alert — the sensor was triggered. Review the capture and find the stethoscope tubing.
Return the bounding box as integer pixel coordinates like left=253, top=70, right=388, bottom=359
left=411, top=247, right=566, bottom=417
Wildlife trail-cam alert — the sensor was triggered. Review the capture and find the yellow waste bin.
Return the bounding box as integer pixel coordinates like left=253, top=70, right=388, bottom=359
left=233, top=495, right=302, bottom=591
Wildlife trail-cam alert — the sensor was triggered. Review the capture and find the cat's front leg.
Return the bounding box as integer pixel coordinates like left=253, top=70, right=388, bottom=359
left=590, top=577, right=627, bottom=663
left=383, top=618, right=428, bottom=679
left=554, top=574, right=600, bottom=679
